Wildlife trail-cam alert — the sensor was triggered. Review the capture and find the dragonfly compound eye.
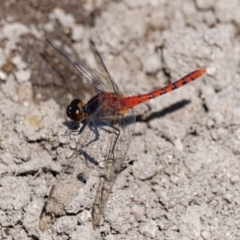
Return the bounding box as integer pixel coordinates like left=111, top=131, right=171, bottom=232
left=70, top=98, right=83, bottom=107
left=66, top=99, right=85, bottom=122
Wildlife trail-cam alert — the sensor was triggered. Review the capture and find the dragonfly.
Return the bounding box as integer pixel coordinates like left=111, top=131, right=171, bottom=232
left=39, top=39, right=206, bottom=231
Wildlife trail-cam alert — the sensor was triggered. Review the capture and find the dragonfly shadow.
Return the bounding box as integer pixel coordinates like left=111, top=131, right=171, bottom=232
left=76, top=172, right=87, bottom=184
left=136, top=99, right=191, bottom=122
left=60, top=149, right=99, bottom=184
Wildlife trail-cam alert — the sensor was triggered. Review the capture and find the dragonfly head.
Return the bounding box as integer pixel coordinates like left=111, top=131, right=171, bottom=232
left=66, top=99, right=86, bottom=122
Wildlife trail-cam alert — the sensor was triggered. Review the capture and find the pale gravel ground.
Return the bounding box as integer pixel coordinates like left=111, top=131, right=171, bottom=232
left=0, top=0, right=240, bottom=239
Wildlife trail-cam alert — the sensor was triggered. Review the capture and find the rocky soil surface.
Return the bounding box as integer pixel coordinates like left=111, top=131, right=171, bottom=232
left=0, top=1, right=240, bottom=239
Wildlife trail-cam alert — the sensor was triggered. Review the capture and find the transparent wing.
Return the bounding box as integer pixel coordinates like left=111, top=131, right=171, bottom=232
left=92, top=109, right=136, bottom=229
left=90, top=40, right=120, bottom=93
left=46, top=39, right=118, bottom=93
left=39, top=119, right=106, bottom=231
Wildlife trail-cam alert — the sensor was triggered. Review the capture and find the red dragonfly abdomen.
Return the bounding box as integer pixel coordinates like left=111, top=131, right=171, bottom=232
left=121, top=68, right=206, bottom=109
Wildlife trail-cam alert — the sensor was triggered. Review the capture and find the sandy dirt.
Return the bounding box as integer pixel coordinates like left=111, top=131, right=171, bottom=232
left=0, top=0, right=240, bottom=239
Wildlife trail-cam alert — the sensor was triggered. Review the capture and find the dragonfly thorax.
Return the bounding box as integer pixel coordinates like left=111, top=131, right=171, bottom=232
left=66, top=98, right=86, bottom=122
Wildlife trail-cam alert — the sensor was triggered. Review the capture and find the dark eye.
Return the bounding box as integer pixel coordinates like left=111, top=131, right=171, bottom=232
left=66, top=99, right=85, bottom=122
left=70, top=99, right=83, bottom=107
